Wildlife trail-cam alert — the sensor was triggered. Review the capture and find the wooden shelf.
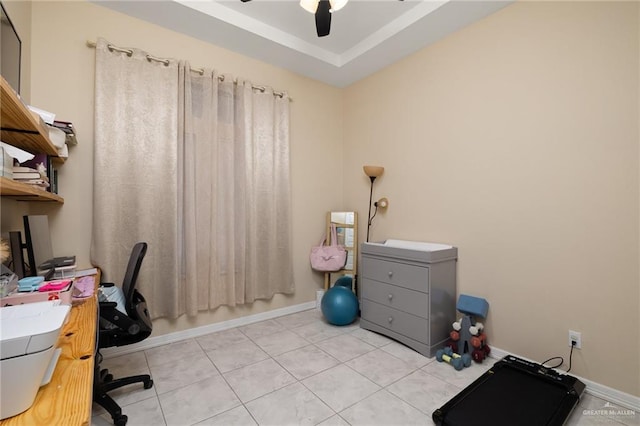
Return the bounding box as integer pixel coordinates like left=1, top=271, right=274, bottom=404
left=0, top=177, right=64, bottom=203
left=1, top=77, right=59, bottom=157
left=51, top=156, right=66, bottom=165
left=1, top=76, right=64, bottom=203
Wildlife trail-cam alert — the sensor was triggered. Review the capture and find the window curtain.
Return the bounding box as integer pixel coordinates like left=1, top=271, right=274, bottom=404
left=92, top=38, right=181, bottom=318
left=181, top=67, right=294, bottom=315
left=92, top=38, right=293, bottom=319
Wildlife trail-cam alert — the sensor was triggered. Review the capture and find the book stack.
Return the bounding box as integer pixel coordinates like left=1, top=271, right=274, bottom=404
left=0, top=146, right=13, bottom=178
left=50, top=120, right=77, bottom=146
left=12, top=165, right=49, bottom=191
left=15, top=154, right=58, bottom=193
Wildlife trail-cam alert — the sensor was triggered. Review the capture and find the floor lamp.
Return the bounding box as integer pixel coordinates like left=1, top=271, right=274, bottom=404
left=363, top=165, right=386, bottom=242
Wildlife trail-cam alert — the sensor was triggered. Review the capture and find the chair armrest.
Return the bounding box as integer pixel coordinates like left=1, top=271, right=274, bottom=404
left=99, top=301, right=118, bottom=309
left=99, top=303, right=141, bottom=336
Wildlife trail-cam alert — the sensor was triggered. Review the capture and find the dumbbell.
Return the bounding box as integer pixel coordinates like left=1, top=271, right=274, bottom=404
left=472, top=348, right=485, bottom=363
left=436, top=349, right=464, bottom=370
left=483, top=345, right=491, bottom=356
left=471, top=333, right=487, bottom=349
left=444, top=347, right=472, bottom=368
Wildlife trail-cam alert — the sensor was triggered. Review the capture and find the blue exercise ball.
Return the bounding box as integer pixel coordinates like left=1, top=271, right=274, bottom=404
left=321, top=285, right=359, bottom=326
left=334, top=276, right=353, bottom=290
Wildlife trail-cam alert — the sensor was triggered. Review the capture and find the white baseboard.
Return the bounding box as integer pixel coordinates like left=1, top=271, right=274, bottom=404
left=316, top=290, right=324, bottom=310
left=102, top=308, right=639, bottom=413
left=488, top=346, right=640, bottom=412
left=101, top=301, right=316, bottom=358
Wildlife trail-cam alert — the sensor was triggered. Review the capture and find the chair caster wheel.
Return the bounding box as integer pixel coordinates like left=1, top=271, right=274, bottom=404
left=144, top=379, right=154, bottom=389
left=99, top=369, right=113, bottom=382
left=114, top=414, right=127, bottom=426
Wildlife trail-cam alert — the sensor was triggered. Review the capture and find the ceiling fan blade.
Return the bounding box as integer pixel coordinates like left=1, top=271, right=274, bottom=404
left=240, top=0, right=251, bottom=2
left=315, top=0, right=331, bottom=37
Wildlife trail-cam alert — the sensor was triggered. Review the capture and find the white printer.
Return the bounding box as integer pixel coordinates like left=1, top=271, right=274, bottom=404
left=0, top=300, right=71, bottom=420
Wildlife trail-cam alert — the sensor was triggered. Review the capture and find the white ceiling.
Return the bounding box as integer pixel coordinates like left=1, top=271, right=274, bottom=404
left=94, top=0, right=513, bottom=87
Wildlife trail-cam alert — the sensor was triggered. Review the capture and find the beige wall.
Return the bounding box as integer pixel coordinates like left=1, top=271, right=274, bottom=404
left=3, top=0, right=638, bottom=397
left=1, top=1, right=31, bottom=232
left=19, top=1, right=342, bottom=335
left=343, top=1, right=639, bottom=396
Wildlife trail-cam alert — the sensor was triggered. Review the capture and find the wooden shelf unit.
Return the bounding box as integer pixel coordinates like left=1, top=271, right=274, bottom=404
left=0, top=76, right=64, bottom=203
left=323, top=211, right=358, bottom=290
left=0, top=177, right=64, bottom=203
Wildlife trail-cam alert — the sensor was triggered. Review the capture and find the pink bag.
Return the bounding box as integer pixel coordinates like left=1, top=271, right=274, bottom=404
left=310, top=224, right=347, bottom=272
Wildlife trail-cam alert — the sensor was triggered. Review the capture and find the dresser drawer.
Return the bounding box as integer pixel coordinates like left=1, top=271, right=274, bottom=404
left=361, top=256, right=429, bottom=292
left=360, top=278, right=429, bottom=319
left=361, top=299, right=429, bottom=343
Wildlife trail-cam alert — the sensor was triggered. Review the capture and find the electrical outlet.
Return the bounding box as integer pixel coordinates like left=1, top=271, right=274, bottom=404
left=568, top=330, right=582, bottom=349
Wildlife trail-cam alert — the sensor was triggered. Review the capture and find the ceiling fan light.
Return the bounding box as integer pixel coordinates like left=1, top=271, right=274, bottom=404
left=300, top=0, right=319, bottom=13
left=328, top=0, right=348, bottom=12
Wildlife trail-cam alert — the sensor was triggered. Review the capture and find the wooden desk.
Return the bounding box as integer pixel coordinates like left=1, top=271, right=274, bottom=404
left=0, top=273, right=100, bottom=426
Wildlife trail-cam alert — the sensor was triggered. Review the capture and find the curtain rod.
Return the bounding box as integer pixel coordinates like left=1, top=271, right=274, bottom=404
left=86, top=40, right=291, bottom=101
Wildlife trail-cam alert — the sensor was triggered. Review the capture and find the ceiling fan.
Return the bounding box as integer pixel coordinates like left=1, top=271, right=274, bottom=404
left=240, top=0, right=348, bottom=38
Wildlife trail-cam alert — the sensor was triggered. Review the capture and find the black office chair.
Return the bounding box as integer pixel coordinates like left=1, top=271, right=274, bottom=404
left=93, top=242, right=153, bottom=426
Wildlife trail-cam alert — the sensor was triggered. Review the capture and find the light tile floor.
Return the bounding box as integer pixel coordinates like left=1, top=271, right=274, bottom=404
left=92, top=309, right=638, bottom=426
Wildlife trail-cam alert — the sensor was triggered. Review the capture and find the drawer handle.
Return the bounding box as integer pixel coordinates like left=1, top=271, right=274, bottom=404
left=388, top=271, right=393, bottom=278
left=388, top=316, right=393, bottom=323
left=388, top=294, right=393, bottom=301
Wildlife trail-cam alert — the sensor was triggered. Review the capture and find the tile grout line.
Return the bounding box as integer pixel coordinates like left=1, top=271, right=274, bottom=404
left=93, top=309, right=635, bottom=425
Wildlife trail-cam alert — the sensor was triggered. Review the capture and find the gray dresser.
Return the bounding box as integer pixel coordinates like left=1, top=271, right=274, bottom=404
left=359, top=240, right=457, bottom=357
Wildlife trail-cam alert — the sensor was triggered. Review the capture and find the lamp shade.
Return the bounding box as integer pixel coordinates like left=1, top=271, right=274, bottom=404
left=300, top=0, right=348, bottom=13
left=363, top=165, right=384, bottom=178
left=329, top=0, right=348, bottom=12
left=300, top=0, right=319, bottom=13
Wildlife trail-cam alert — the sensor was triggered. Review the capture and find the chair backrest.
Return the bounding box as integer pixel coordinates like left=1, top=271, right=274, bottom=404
left=98, top=241, right=152, bottom=348
left=122, top=242, right=147, bottom=314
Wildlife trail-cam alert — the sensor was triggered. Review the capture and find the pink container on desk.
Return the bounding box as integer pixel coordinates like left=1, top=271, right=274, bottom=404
left=38, top=280, right=72, bottom=292
left=0, top=281, right=73, bottom=307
